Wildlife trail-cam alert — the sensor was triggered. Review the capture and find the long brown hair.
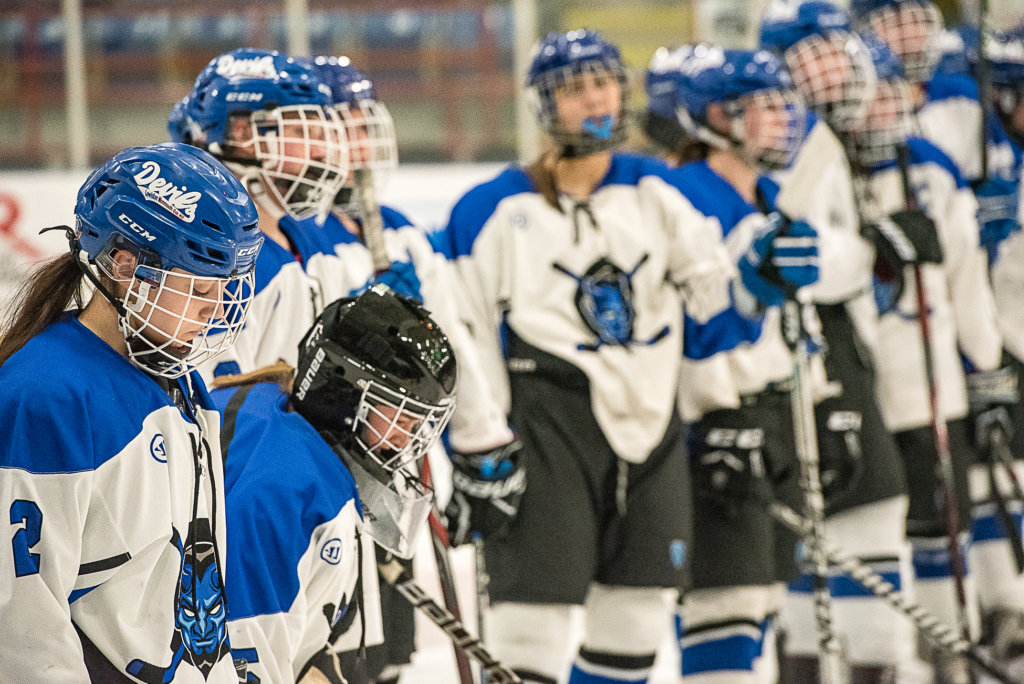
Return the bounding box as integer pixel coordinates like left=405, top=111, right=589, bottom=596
left=0, top=253, right=86, bottom=367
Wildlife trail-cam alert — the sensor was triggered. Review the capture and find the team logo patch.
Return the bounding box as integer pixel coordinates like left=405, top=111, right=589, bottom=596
left=150, top=434, right=167, bottom=463
left=215, top=54, right=277, bottom=79
left=128, top=519, right=229, bottom=682
left=553, top=255, right=668, bottom=352
left=321, top=538, right=343, bottom=565
left=133, top=161, right=201, bottom=223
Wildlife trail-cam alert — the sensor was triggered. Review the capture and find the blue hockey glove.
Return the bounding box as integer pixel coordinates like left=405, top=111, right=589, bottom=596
left=966, top=364, right=1019, bottom=454
left=972, top=177, right=1021, bottom=264
left=369, top=259, right=423, bottom=302
left=738, top=213, right=819, bottom=307
left=445, top=440, right=526, bottom=546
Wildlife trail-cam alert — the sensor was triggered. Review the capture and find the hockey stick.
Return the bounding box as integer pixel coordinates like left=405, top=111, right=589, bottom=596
left=473, top=534, right=490, bottom=684
left=774, top=121, right=846, bottom=684
left=896, top=144, right=975, bottom=652
left=419, top=455, right=475, bottom=684
left=979, top=0, right=992, bottom=184
left=987, top=427, right=1024, bottom=573
left=378, top=557, right=522, bottom=684
left=770, top=502, right=1022, bottom=684
left=353, top=167, right=390, bottom=275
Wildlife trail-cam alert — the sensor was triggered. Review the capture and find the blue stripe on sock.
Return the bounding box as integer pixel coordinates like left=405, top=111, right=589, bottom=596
left=681, top=632, right=760, bottom=675
left=972, top=512, right=1023, bottom=542
left=787, top=569, right=902, bottom=597
left=568, top=663, right=648, bottom=684
left=912, top=543, right=970, bottom=579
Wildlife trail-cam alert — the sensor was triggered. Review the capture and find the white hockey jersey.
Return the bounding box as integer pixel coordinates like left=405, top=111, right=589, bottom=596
left=0, top=314, right=237, bottom=683
left=858, top=138, right=1003, bottom=431
left=309, top=207, right=514, bottom=452
left=213, top=382, right=365, bottom=683
left=438, top=154, right=737, bottom=463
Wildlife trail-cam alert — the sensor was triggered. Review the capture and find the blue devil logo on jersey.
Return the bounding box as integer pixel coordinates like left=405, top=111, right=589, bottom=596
left=553, top=255, right=669, bottom=352
left=127, top=519, right=230, bottom=682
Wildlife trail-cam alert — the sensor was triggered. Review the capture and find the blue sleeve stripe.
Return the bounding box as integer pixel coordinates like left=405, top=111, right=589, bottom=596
left=380, top=205, right=414, bottom=230
left=908, top=137, right=968, bottom=189
left=924, top=73, right=980, bottom=103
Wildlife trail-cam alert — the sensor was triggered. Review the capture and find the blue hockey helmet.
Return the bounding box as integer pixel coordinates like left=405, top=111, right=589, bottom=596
left=984, top=27, right=1024, bottom=141
left=673, top=45, right=807, bottom=169
left=74, top=142, right=263, bottom=377
left=643, top=46, right=696, bottom=151
left=526, top=29, right=629, bottom=156
left=310, top=55, right=398, bottom=215
left=185, top=48, right=349, bottom=223
left=168, top=95, right=192, bottom=144
left=759, top=1, right=877, bottom=132
left=850, top=0, right=944, bottom=83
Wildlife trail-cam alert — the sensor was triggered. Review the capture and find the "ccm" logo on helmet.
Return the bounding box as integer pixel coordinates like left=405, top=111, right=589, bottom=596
left=237, top=245, right=260, bottom=257
left=118, top=213, right=157, bottom=242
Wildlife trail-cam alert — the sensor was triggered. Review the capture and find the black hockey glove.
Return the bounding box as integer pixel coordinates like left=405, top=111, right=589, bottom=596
left=445, top=440, right=526, bottom=547
left=966, top=364, right=1019, bottom=455
left=862, top=210, right=943, bottom=314
left=814, top=397, right=865, bottom=505
left=691, top=409, right=772, bottom=516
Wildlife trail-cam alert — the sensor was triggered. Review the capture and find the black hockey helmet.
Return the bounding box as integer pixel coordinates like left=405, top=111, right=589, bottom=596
left=291, top=284, right=457, bottom=557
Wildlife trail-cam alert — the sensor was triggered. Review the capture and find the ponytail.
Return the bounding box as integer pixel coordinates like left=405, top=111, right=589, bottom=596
left=0, top=253, right=86, bottom=366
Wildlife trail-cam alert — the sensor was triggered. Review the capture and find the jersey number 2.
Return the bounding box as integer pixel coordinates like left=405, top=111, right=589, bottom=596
left=10, top=500, right=42, bottom=577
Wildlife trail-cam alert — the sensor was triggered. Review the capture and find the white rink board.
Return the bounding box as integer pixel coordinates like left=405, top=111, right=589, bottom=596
left=0, top=162, right=505, bottom=306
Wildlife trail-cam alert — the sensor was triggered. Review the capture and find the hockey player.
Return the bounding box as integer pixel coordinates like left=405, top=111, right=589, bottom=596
left=846, top=39, right=1009, bottom=682
left=850, top=0, right=1023, bottom=269
left=968, top=25, right=1024, bottom=664
left=306, top=55, right=520, bottom=684
left=175, top=48, right=351, bottom=379
left=434, top=29, right=790, bottom=684
left=757, top=4, right=917, bottom=681
left=0, top=142, right=262, bottom=682
left=210, top=287, right=457, bottom=683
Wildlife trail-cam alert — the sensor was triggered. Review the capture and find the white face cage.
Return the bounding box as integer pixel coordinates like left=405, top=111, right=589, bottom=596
left=332, top=99, right=399, bottom=217
left=242, top=104, right=350, bottom=223
left=529, top=60, right=629, bottom=155
left=847, top=78, right=914, bottom=167
left=724, top=89, right=808, bottom=171
left=94, top=254, right=256, bottom=379
left=863, top=2, right=943, bottom=84
left=785, top=31, right=878, bottom=133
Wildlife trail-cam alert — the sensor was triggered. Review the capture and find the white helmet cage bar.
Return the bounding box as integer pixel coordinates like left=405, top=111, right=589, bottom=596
left=720, top=88, right=808, bottom=171
left=92, top=238, right=256, bottom=379
left=229, top=104, right=350, bottom=223
left=332, top=99, right=398, bottom=217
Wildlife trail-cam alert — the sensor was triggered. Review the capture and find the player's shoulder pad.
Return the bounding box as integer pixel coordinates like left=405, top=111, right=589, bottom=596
left=250, top=230, right=306, bottom=297
left=439, top=165, right=534, bottom=259
left=668, top=160, right=758, bottom=235
left=907, top=135, right=969, bottom=189
left=380, top=205, right=414, bottom=231
left=0, top=316, right=180, bottom=473
left=923, top=72, right=980, bottom=104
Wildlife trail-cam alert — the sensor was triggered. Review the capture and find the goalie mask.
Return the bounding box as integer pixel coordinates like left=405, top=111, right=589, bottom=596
left=311, top=56, right=398, bottom=218
left=760, top=1, right=878, bottom=133
left=185, top=48, right=349, bottom=224
left=291, top=285, right=457, bottom=557
left=851, top=0, right=944, bottom=84
left=527, top=29, right=630, bottom=157
left=74, top=143, right=262, bottom=379
left=673, top=45, right=808, bottom=170
left=845, top=36, right=914, bottom=168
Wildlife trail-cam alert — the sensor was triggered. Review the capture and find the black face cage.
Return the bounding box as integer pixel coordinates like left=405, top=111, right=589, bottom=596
left=847, top=78, right=914, bottom=168
left=530, top=60, right=630, bottom=157
left=785, top=31, right=877, bottom=133
left=863, top=3, right=943, bottom=85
